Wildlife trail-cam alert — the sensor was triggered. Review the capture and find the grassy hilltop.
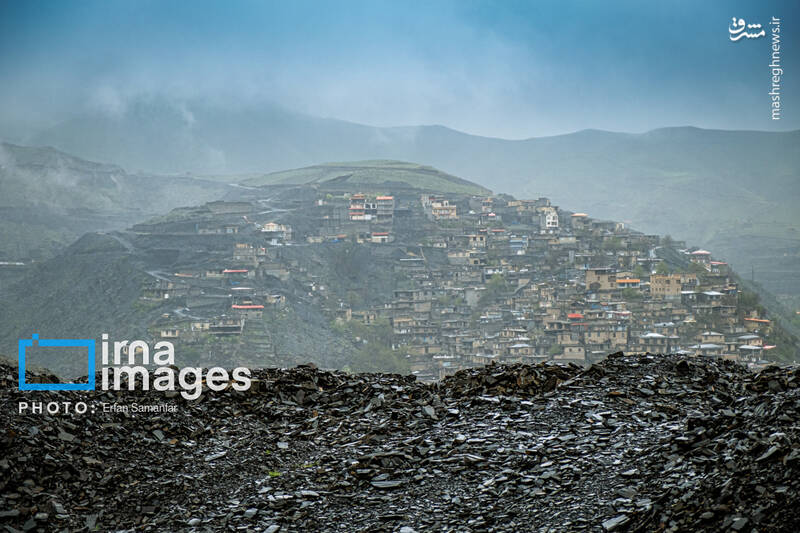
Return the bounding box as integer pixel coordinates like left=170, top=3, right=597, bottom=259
left=243, top=160, right=490, bottom=195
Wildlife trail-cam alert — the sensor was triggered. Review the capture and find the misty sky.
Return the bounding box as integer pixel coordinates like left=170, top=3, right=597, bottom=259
left=1, top=0, right=798, bottom=139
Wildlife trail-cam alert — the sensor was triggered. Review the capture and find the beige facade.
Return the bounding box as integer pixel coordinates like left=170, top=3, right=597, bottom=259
left=651, top=274, right=682, bottom=299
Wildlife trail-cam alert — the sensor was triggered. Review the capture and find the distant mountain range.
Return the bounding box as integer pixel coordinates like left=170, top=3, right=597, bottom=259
left=6, top=96, right=800, bottom=299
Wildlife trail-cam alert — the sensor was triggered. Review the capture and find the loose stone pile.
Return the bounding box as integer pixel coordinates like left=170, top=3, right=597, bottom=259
left=1, top=353, right=798, bottom=532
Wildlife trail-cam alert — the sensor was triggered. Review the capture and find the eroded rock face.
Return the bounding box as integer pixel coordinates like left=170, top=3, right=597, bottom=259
left=1, top=353, right=798, bottom=532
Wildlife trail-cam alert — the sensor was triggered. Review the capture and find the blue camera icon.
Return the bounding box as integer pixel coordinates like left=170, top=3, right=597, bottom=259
left=18, top=334, right=96, bottom=391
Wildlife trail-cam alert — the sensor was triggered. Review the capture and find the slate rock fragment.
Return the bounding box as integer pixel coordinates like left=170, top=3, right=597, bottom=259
left=0, top=354, right=797, bottom=532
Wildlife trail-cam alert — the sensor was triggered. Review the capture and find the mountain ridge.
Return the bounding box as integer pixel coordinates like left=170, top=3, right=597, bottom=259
left=0, top=141, right=232, bottom=260
left=9, top=99, right=800, bottom=302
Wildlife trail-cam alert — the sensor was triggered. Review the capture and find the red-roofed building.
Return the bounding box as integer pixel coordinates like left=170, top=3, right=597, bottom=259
left=689, top=249, right=712, bottom=264
left=744, top=317, right=771, bottom=333
left=349, top=193, right=370, bottom=221
left=376, top=196, right=395, bottom=222
left=223, top=268, right=254, bottom=279
left=231, top=303, right=264, bottom=318
left=371, top=232, right=391, bottom=244
left=570, top=212, right=589, bottom=231
left=709, top=261, right=729, bottom=274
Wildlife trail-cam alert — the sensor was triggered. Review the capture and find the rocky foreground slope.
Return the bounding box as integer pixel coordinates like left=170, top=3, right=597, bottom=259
left=1, top=353, right=799, bottom=532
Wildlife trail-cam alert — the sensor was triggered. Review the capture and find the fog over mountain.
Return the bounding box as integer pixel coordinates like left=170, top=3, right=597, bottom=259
left=14, top=96, right=799, bottom=301
left=0, top=140, right=230, bottom=259
left=3, top=3, right=800, bottom=531
left=2, top=0, right=796, bottom=301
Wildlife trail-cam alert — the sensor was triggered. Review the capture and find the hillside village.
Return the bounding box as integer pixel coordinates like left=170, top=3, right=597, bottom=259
left=115, top=178, right=793, bottom=381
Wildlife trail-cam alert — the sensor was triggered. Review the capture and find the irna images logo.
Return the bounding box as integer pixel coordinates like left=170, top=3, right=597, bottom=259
left=18, top=334, right=96, bottom=391
left=17, top=334, right=251, bottom=399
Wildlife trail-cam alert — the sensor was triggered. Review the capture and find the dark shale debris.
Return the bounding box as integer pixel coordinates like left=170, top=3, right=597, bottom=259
left=1, top=352, right=798, bottom=532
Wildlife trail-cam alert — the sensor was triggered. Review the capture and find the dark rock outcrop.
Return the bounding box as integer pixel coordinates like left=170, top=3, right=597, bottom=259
left=1, top=353, right=798, bottom=532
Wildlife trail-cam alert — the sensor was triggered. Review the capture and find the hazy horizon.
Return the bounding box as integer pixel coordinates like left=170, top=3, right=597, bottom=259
left=1, top=0, right=798, bottom=143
